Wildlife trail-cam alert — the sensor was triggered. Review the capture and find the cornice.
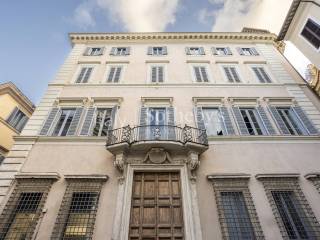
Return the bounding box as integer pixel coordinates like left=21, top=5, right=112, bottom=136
left=69, top=32, right=277, bottom=45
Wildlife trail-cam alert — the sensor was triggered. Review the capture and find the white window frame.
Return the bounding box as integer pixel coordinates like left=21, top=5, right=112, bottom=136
left=152, top=47, right=165, bottom=56
left=215, top=47, right=233, bottom=56
left=50, top=108, right=76, bottom=136
left=116, top=47, right=128, bottom=56
left=249, top=64, right=274, bottom=83
left=189, top=64, right=212, bottom=83
left=147, top=64, right=167, bottom=83
left=239, top=107, right=267, bottom=135
left=219, top=64, right=242, bottom=83
left=73, top=65, right=96, bottom=84
left=299, top=16, right=320, bottom=52
left=105, top=64, right=126, bottom=83
left=88, top=47, right=103, bottom=56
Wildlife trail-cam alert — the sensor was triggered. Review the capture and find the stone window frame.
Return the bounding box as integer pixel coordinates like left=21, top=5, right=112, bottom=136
left=50, top=175, right=108, bottom=240
left=305, top=173, right=320, bottom=194
left=256, top=174, right=320, bottom=239
left=207, top=174, right=265, bottom=240
left=0, top=174, right=58, bottom=240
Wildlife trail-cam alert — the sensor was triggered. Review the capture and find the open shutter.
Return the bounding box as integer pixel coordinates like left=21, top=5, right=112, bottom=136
left=224, top=67, right=233, bottom=82
left=107, top=67, right=115, bottom=82
left=194, top=67, right=201, bottom=82
left=200, top=67, right=208, bottom=82
left=226, top=47, right=233, bottom=55
left=237, top=47, right=244, bottom=55
left=99, top=47, right=105, bottom=55
left=83, top=67, right=92, bottom=83
left=80, top=107, right=96, bottom=136
left=139, top=107, right=148, bottom=140
left=219, top=106, right=235, bottom=135
left=66, top=107, right=83, bottom=136
left=252, top=67, right=264, bottom=83
left=232, top=107, right=249, bottom=135
left=158, top=66, right=164, bottom=82
left=110, top=47, right=117, bottom=55
left=125, top=47, right=131, bottom=55
left=199, top=47, right=205, bottom=55
left=167, top=107, right=175, bottom=139
left=151, top=67, right=157, bottom=82
left=268, top=106, right=291, bottom=135
left=147, top=47, right=153, bottom=55
left=257, top=106, right=276, bottom=135
left=195, top=107, right=205, bottom=130
left=212, top=47, right=218, bottom=55
left=83, top=47, right=91, bottom=56
left=292, top=106, right=318, bottom=135
left=162, top=46, right=167, bottom=55
left=230, top=67, right=240, bottom=82
left=110, top=106, right=118, bottom=129
left=76, top=68, right=86, bottom=83
left=250, top=47, right=259, bottom=56
left=114, top=67, right=122, bottom=83
left=185, top=47, right=191, bottom=55
left=39, top=107, right=59, bottom=136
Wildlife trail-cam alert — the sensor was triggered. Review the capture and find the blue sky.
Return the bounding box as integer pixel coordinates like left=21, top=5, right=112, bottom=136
left=0, top=0, right=306, bottom=104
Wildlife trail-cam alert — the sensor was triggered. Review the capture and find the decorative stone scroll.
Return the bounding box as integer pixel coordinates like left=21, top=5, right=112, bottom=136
left=143, top=148, right=172, bottom=164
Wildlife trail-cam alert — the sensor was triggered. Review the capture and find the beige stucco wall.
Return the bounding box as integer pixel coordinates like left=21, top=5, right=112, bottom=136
left=285, top=1, right=320, bottom=68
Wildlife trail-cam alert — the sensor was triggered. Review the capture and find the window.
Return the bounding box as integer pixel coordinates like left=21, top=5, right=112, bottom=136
left=110, top=47, right=130, bottom=56
left=301, top=18, right=320, bottom=49
left=84, top=47, right=104, bottom=56
left=76, top=67, right=93, bottom=83
left=51, top=179, right=105, bottom=240
left=186, top=47, right=205, bottom=55
left=238, top=47, right=259, bottom=56
left=0, top=179, right=53, bottom=240
left=52, top=109, right=76, bottom=136
left=212, top=47, right=232, bottom=56
left=148, top=46, right=167, bottom=55
left=151, top=66, right=164, bottom=83
left=6, top=107, right=28, bottom=132
left=258, top=176, right=320, bottom=239
left=239, top=108, right=265, bottom=135
left=107, top=66, right=122, bottom=83
left=92, top=108, right=112, bottom=136
left=0, top=153, right=4, bottom=165
left=209, top=176, right=264, bottom=240
left=202, top=108, right=224, bottom=136
left=252, top=66, right=272, bottom=83
left=276, top=107, right=306, bottom=135
left=223, top=66, right=241, bottom=83
left=193, top=66, right=209, bottom=82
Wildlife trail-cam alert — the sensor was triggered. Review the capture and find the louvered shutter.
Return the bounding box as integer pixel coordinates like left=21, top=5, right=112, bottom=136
left=83, top=67, right=92, bottom=83
left=292, top=106, right=318, bottom=135
left=108, top=67, right=115, bottom=82
left=250, top=48, right=259, bottom=56
left=99, top=47, right=105, bottom=55
left=268, top=106, right=291, bottom=135
left=158, top=66, right=164, bottom=82
left=167, top=107, right=175, bottom=139
left=139, top=107, right=148, bottom=140
left=226, top=47, right=232, bottom=55
left=259, top=68, right=271, bottom=83
left=162, top=46, right=167, bottom=55
left=195, top=107, right=205, bottom=130
left=212, top=47, right=218, bottom=55
left=110, top=47, right=117, bottom=55
left=224, top=67, right=233, bottom=82
left=83, top=47, right=91, bottom=56
left=151, top=67, right=157, bottom=82
left=114, top=67, right=122, bottom=82
left=80, top=107, right=96, bottom=136
left=110, top=106, right=118, bottom=129
left=185, top=47, right=191, bottom=55
left=219, top=107, right=235, bottom=135
left=76, top=68, right=87, bottom=83
left=199, top=47, right=205, bottom=55
left=125, top=47, right=131, bottom=55
left=39, top=107, right=59, bottom=136
left=252, top=67, right=264, bottom=83
left=147, top=47, right=153, bottom=55
left=194, top=67, right=201, bottom=82
left=7, top=107, right=19, bottom=124
left=66, top=107, right=83, bottom=136
left=16, top=115, right=28, bottom=132
left=200, top=67, right=209, bottom=82
left=256, top=106, right=276, bottom=135
left=237, top=47, right=244, bottom=55
left=230, top=67, right=240, bottom=82
left=232, top=107, right=250, bottom=135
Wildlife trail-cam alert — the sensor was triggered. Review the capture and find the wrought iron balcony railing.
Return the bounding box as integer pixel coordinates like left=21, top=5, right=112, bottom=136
left=106, top=125, right=208, bottom=146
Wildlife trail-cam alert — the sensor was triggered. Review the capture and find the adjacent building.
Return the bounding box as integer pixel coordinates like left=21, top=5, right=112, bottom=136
left=0, top=32, right=320, bottom=240
left=0, top=82, right=34, bottom=163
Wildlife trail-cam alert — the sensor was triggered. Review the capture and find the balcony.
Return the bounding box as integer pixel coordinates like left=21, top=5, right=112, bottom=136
left=106, top=125, right=208, bottom=154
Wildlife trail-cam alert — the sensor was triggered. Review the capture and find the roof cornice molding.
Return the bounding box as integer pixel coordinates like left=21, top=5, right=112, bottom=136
left=69, top=32, right=277, bottom=45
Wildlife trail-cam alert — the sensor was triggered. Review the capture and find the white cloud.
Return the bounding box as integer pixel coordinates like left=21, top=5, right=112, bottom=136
left=70, top=1, right=96, bottom=29
left=197, top=8, right=215, bottom=25
left=211, top=0, right=293, bottom=34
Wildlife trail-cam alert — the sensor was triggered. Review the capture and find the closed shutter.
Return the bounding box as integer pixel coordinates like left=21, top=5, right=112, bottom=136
left=212, top=47, right=218, bottom=55
left=268, top=106, right=291, bottom=135
left=114, top=67, right=122, bottom=82
left=39, top=107, right=59, bottom=136
left=226, top=47, right=232, bottom=55
left=199, top=47, right=205, bottom=55
left=76, top=68, right=87, bottom=83
left=195, top=107, right=205, bottom=130
left=237, top=47, right=244, bottom=55
left=147, top=47, right=153, bottom=55
left=230, top=67, right=240, bottom=82
left=232, top=107, right=250, bottom=135
left=224, top=67, right=233, bottom=82
left=125, top=47, right=131, bottom=55
left=158, top=66, right=164, bottom=82
left=151, top=67, right=157, bottom=82
left=139, top=107, right=148, bottom=140
left=16, top=115, right=28, bottom=132
left=292, top=106, right=318, bottom=135
left=250, top=48, right=259, bottom=56
left=83, top=47, right=91, bottom=56
left=167, top=107, right=175, bottom=139
left=257, top=106, right=276, bottom=135
left=200, top=67, right=208, bottom=82
left=162, top=46, right=168, bottom=55
left=252, top=67, right=264, bottom=83
left=194, top=67, right=201, bottom=82
left=219, top=106, right=235, bottom=135
left=99, top=47, right=105, bottom=55
left=185, top=47, right=191, bottom=55
left=110, top=106, right=118, bottom=129
left=110, top=47, right=117, bottom=55
left=80, top=107, right=96, bottom=136
left=107, top=67, right=116, bottom=82
left=259, top=68, right=271, bottom=83
left=66, top=107, right=83, bottom=136
left=83, top=67, right=92, bottom=83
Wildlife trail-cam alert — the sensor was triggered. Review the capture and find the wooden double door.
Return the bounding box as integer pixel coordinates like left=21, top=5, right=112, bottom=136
left=129, top=172, right=184, bottom=240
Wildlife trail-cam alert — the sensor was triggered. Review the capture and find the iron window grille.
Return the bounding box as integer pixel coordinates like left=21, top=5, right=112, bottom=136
left=51, top=180, right=104, bottom=240
left=301, top=18, right=320, bottom=50
left=0, top=179, right=54, bottom=240
left=239, top=108, right=265, bottom=135
left=92, top=108, right=112, bottom=136
left=259, top=177, right=320, bottom=239
left=6, top=107, right=28, bottom=132
left=209, top=177, right=265, bottom=240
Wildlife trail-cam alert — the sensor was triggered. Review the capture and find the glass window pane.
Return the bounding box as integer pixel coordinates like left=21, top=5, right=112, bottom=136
left=202, top=108, right=223, bottom=136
